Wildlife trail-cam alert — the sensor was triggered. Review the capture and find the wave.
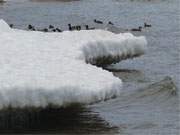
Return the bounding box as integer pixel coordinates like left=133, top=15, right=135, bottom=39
left=0, top=19, right=147, bottom=109
left=117, top=76, right=178, bottom=106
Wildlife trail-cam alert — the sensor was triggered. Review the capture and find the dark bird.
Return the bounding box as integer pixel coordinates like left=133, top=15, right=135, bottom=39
left=68, top=24, right=72, bottom=31
left=144, top=22, right=152, bottom=27
left=56, top=28, right=62, bottom=32
left=9, top=24, right=13, bottom=28
left=85, top=25, right=95, bottom=30
left=108, top=21, right=114, bottom=25
left=52, top=29, right=56, bottom=32
left=85, top=25, right=89, bottom=30
left=28, top=24, right=33, bottom=29
left=68, top=24, right=76, bottom=31
left=49, top=25, right=54, bottom=29
left=131, top=26, right=142, bottom=32
left=94, top=19, right=103, bottom=24
left=28, top=24, right=35, bottom=31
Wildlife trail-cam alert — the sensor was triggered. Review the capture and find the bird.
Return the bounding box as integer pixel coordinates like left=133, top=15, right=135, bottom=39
left=28, top=24, right=33, bottom=29
left=144, top=22, right=152, bottom=27
left=49, top=25, right=54, bottom=29
left=52, top=29, right=56, bottom=32
left=85, top=25, right=95, bottom=30
left=68, top=24, right=72, bottom=31
left=85, top=25, right=89, bottom=30
left=68, top=24, right=76, bottom=31
left=56, top=28, right=62, bottom=32
left=131, top=26, right=142, bottom=32
left=108, top=21, right=114, bottom=25
left=28, top=24, right=35, bottom=31
left=9, top=24, right=13, bottom=28
left=94, top=19, right=103, bottom=24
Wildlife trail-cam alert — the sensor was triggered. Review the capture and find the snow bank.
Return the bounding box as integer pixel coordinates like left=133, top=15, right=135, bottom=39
left=83, top=33, right=146, bottom=66
left=0, top=20, right=147, bottom=109
left=0, top=19, right=11, bottom=32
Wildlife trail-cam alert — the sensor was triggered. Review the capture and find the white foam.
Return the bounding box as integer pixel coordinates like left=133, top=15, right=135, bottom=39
left=0, top=20, right=147, bottom=109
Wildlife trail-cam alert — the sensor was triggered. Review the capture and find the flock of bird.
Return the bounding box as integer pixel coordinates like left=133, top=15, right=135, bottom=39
left=8, top=19, right=152, bottom=33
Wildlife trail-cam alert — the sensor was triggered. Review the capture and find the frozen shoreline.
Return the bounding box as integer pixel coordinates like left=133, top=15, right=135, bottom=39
left=0, top=19, right=146, bottom=109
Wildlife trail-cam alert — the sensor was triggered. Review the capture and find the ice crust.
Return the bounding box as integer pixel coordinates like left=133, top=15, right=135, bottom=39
left=0, top=19, right=147, bottom=109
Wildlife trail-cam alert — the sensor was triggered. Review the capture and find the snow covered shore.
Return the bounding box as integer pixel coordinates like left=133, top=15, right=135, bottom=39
left=0, top=19, right=147, bottom=109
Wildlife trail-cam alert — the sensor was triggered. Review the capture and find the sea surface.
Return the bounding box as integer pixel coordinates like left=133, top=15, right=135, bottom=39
left=0, top=0, right=179, bottom=134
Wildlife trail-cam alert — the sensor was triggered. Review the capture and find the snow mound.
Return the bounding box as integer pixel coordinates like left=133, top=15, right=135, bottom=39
left=82, top=33, right=146, bottom=66
left=0, top=19, right=11, bottom=32
left=0, top=20, right=147, bottom=109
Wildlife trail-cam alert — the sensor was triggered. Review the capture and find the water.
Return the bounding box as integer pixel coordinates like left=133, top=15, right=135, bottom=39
left=0, top=0, right=179, bottom=134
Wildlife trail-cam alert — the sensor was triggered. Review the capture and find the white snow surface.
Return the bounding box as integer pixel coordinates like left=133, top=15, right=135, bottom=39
left=0, top=19, right=147, bottom=109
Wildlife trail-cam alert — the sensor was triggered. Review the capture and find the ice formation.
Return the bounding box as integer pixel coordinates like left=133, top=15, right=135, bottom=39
left=0, top=19, right=147, bottom=109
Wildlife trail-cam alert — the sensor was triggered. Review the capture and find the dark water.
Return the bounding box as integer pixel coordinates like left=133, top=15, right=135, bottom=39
left=0, top=0, right=179, bottom=134
left=0, top=105, right=118, bottom=134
